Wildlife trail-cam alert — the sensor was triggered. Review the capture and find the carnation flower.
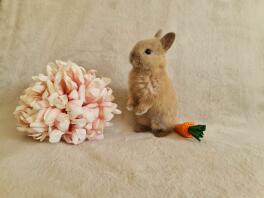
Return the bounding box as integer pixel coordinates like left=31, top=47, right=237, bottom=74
left=14, top=60, right=121, bottom=144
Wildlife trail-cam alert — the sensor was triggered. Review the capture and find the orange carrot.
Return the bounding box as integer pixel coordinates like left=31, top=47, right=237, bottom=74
left=175, top=122, right=206, bottom=141
left=175, top=122, right=194, bottom=138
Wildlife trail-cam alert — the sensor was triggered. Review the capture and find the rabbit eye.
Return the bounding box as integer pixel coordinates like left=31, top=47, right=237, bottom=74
left=145, top=49, right=152, bottom=55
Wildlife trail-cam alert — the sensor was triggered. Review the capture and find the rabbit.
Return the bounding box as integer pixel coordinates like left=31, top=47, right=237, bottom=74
left=127, top=30, right=177, bottom=137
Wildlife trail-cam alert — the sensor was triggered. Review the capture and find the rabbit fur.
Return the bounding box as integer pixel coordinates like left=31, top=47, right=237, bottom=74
left=127, top=30, right=177, bottom=137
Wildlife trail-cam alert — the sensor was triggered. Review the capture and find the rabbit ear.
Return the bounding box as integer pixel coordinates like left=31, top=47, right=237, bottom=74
left=160, top=32, right=175, bottom=51
left=154, top=29, right=162, bottom=38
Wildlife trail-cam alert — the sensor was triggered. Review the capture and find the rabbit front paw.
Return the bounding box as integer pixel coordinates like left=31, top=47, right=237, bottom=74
left=126, top=97, right=134, bottom=111
left=126, top=101, right=134, bottom=111
left=126, top=104, right=134, bottom=111
left=135, top=105, right=149, bottom=116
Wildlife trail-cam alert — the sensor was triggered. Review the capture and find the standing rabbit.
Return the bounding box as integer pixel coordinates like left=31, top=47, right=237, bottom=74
left=127, top=30, right=177, bottom=137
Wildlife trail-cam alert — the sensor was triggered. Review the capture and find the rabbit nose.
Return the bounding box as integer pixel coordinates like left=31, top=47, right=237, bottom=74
left=131, top=52, right=136, bottom=59
left=130, top=52, right=136, bottom=62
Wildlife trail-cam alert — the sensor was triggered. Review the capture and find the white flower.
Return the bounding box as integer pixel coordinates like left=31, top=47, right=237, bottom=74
left=14, top=60, right=121, bottom=144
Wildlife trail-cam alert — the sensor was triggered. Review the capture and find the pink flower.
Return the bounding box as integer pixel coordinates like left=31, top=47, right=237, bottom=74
left=14, top=60, right=121, bottom=145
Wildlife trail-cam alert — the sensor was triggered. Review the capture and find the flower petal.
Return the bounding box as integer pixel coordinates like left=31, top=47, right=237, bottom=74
left=92, top=78, right=105, bottom=90
left=85, top=123, right=93, bottom=130
left=71, top=118, right=87, bottom=128
left=69, top=61, right=85, bottom=85
left=86, top=130, right=97, bottom=140
left=30, top=122, right=46, bottom=128
left=47, top=80, right=56, bottom=94
left=104, top=111, right=114, bottom=122
left=32, top=127, right=48, bottom=133
left=31, top=83, right=45, bottom=93
left=49, top=129, right=64, bottom=143
left=44, top=108, right=61, bottom=126
left=32, top=74, right=49, bottom=81
left=68, top=89, right=79, bottom=100
left=31, top=100, right=49, bottom=110
left=78, top=84, right=85, bottom=104
left=72, top=129, right=86, bottom=145
left=62, top=134, right=72, bottom=144
left=47, top=62, right=59, bottom=79
left=54, top=71, right=64, bottom=95
left=89, top=88, right=100, bottom=98
left=63, top=72, right=78, bottom=92
left=113, top=109, right=122, bottom=114
left=83, top=107, right=99, bottom=122
left=55, top=113, right=70, bottom=131
left=67, top=106, right=83, bottom=119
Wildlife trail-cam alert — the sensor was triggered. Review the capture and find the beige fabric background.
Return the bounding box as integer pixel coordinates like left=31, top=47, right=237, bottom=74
left=0, top=0, right=264, bottom=197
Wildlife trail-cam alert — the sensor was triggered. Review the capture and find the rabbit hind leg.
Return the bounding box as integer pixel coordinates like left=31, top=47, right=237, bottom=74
left=134, top=115, right=151, bottom=132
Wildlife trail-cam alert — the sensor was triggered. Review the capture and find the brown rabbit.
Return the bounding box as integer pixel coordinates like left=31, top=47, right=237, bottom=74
left=127, top=30, right=177, bottom=137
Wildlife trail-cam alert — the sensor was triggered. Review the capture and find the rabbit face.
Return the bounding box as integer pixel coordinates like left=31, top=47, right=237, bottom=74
left=129, top=31, right=175, bottom=70
left=129, top=38, right=165, bottom=69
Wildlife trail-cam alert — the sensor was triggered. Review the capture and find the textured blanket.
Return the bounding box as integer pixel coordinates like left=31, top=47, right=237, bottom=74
left=0, top=0, right=264, bottom=197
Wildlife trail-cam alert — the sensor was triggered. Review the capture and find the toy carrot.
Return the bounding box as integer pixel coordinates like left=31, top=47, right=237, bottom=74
left=175, top=122, right=206, bottom=141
